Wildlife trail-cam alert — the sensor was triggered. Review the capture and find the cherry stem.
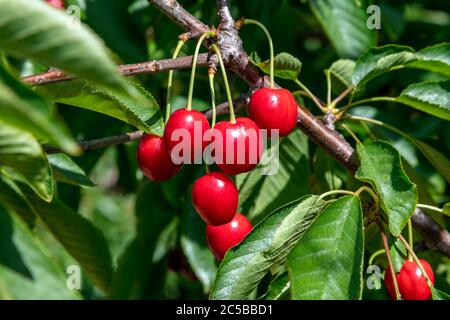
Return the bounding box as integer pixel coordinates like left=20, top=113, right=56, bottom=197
left=378, top=223, right=402, bottom=300
left=243, top=19, right=275, bottom=88
left=317, top=189, right=356, bottom=202
left=187, top=31, right=215, bottom=111
left=294, top=79, right=327, bottom=112
left=407, top=219, right=413, bottom=261
left=165, top=40, right=186, bottom=123
left=398, top=234, right=434, bottom=288
left=211, top=44, right=236, bottom=123
left=341, top=124, right=362, bottom=144
left=208, top=71, right=217, bottom=128
left=368, top=248, right=386, bottom=266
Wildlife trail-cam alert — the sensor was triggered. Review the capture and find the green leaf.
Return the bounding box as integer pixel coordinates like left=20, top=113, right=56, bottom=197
left=264, top=272, right=290, bottom=300
left=0, top=66, right=78, bottom=154
left=38, top=80, right=163, bottom=133
left=443, top=203, right=450, bottom=216
left=48, top=154, right=95, bottom=187
left=0, top=206, right=81, bottom=300
left=410, top=139, right=450, bottom=184
left=407, top=43, right=450, bottom=77
left=19, top=185, right=113, bottom=293
left=288, top=195, right=364, bottom=300
left=180, top=201, right=216, bottom=293
left=432, top=287, right=450, bottom=300
left=250, top=52, right=302, bottom=80
left=210, top=195, right=325, bottom=300
left=237, top=130, right=311, bottom=221
left=352, top=45, right=415, bottom=86
left=0, top=175, right=35, bottom=227
left=328, top=59, right=356, bottom=88
left=0, top=122, right=53, bottom=202
left=355, top=140, right=418, bottom=236
left=0, top=0, right=130, bottom=94
left=397, top=81, right=450, bottom=121
left=308, top=0, right=377, bottom=58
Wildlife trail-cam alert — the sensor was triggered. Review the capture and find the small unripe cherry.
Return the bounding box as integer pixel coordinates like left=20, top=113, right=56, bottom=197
left=192, top=172, right=238, bottom=226
left=164, top=108, right=210, bottom=164
left=206, top=213, right=253, bottom=260
left=212, top=117, right=263, bottom=175
left=137, top=134, right=182, bottom=182
left=384, top=259, right=435, bottom=300
left=248, top=87, right=298, bottom=137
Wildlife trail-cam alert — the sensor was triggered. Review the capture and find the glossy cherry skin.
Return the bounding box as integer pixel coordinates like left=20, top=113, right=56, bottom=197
left=137, top=134, right=182, bottom=182
left=192, top=172, right=238, bottom=226
left=248, top=87, right=298, bottom=137
left=212, top=117, right=263, bottom=175
left=384, top=259, right=435, bottom=300
left=164, top=108, right=210, bottom=164
left=206, top=213, right=253, bottom=260
left=46, top=0, right=65, bottom=9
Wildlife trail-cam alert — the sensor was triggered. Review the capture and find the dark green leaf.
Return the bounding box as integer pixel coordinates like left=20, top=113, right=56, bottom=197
left=355, top=140, right=418, bottom=236
left=264, top=272, right=290, bottom=300
left=0, top=122, right=53, bottom=201
left=432, top=287, right=450, bottom=300
left=0, top=175, right=35, bottom=227
left=210, top=195, right=325, bottom=300
left=308, top=0, right=377, bottom=58
left=443, top=203, right=450, bottom=216
left=48, top=154, right=95, bottom=187
left=38, top=80, right=163, bottom=133
left=328, top=59, right=355, bottom=88
left=288, top=195, right=364, bottom=300
left=250, top=52, right=302, bottom=80
left=0, top=0, right=131, bottom=94
left=407, top=43, right=450, bottom=77
left=410, top=138, right=450, bottom=184
left=397, top=81, right=450, bottom=121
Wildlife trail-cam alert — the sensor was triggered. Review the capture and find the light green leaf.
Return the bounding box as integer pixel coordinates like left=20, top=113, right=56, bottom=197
left=352, top=45, right=415, bottom=86
left=328, top=59, right=356, bottom=88
left=250, top=52, right=302, bottom=80
left=210, top=195, right=325, bottom=300
left=237, top=130, right=310, bottom=221
left=0, top=122, right=53, bottom=202
left=48, top=154, right=95, bottom=187
left=443, top=203, right=450, bottom=216
left=19, top=185, right=113, bottom=293
left=288, top=195, right=364, bottom=300
left=355, top=140, right=418, bottom=236
left=308, top=0, right=377, bottom=58
left=407, top=43, right=450, bottom=77
left=0, top=66, right=78, bottom=154
left=0, top=206, right=81, bottom=300
left=0, top=0, right=130, bottom=94
left=432, top=287, right=450, bottom=300
left=397, top=81, right=450, bottom=121
left=38, top=80, right=163, bottom=133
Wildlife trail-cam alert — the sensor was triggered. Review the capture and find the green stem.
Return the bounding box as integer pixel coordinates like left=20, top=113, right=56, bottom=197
left=337, top=96, right=397, bottom=119
left=326, top=69, right=331, bottom=107
left=186, top=31, right=215, bottom=111
left=398, top=235, right=434, bottom=288
left=294, top=79, right=326, bottom=112
left=341, top=124, right=362, bottom=144
left=208, top=72, right=217, bottom=128
left=243, top=19, right=274, bottom=88
left=368, top=249, right=386, bottom=266
left=317, top=189, right=356, bottom=202
left=407, top=219, right=413, bottom=261
left=165, top=40, right=186, bottom=123
left=355, top=186, right=379, bottom=213
left=211, top=44, right=236, bottom=123
left=417, top=203, right=445, bottom=214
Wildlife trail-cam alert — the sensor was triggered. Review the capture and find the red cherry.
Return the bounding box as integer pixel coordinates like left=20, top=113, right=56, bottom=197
left=137, top=134, right=182, bottom=182
left=248, top=87, right=298, bottom=137
left=164, top=109, right=210, bottom=164
left=45, top=0, right=65, bottom=9
left=192, top=172, right=238, bottom=226
left=206, top=213, right=253, bottom=260
left=212, top=117, right=263, bottom=175
left=384, top=259, right=435, bottom=300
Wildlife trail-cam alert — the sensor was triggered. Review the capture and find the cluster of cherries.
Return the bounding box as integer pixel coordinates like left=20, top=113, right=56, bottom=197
left=137, top=87, right=298, bottom=260
left=384, top=258, right=435, bottom=300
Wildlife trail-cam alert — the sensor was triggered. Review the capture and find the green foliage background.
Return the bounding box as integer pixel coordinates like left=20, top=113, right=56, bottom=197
left=0, top=0, right=449, bottom=300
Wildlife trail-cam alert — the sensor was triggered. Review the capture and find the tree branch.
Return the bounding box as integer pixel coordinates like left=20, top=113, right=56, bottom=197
left=22, top=54, right=210, bottom=86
